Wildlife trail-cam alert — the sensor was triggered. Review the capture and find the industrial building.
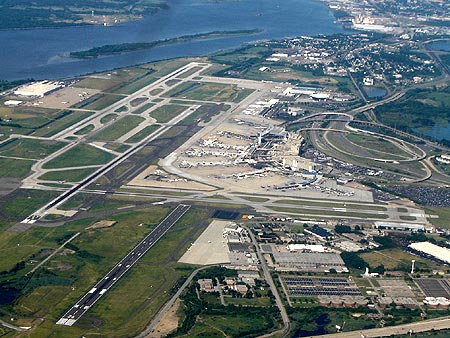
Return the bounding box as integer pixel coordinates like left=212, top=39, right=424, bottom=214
left=286, top=244, right=325, bottom=253
left=375, top=222, right=425, bottom=232
left=14, top=81, right=63, bottom=98
left=408, top=242, right=450, bottom=264
left=272, top=252, right=347, bottom=272
left=304, top=226, right=333, bottom=240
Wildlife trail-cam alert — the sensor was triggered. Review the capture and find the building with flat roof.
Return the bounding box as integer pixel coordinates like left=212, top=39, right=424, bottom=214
left=375, top=222, right=425, bottom=232
left=273, top=252, right=347, bottom=272
left=286, top=244, right=325, bottom=253
left=14, top=81, right=63, bottom=98
left=408, top=242, right=450, bottom=264
left=304, top=226, right=333, bottom=240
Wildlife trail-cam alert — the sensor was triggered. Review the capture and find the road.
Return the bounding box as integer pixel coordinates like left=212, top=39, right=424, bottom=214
left=245, top=225, right=290, bottom=337
left=57, top=204, right=190, bottom=326
left=312, top=316, right=450, bottom=338
left=19, top=99, right=197, bottom=225
left=135, top=264, right=221, bottom=338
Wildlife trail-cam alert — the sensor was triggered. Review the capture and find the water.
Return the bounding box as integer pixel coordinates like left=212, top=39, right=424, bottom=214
left=363, top=86, right=387, bottom=98
left=0, top=0, right=346, bottom=80
left=414, top=122, right=450, bottom=141
left=294, top=313, right=330, bottom=337
left=429, top=40, right=450, bottom=52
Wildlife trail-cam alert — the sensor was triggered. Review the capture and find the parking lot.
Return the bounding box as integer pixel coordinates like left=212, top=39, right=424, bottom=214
left=283, top=276, right=361, bottom=296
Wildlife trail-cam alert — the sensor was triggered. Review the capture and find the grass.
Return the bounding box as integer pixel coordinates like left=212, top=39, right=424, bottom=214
left=112, top=74, right=158, bottom=95
left=125, top=124, right=161, bottom=143
left=165, top=81, right=252, bottom=103
left=74, top=124, right=94, bottom=135
left=80, top=93, right=126, bottom=111
left=176, top=66, right=203, bottom=79
left=149, top=104, right=187, bottom=123
left=238, top=196, right=270, bottom=202
left=43, top=144, right=115, bottom=169
left=360, top=248, right=442, bottom=271
left=8, top=206, right=211, bottom=337
left=32, top=110, right=94, bottom=137
left=424, top=206, right=450, bottom=228
left=1, top=189, right=60, bottom=220
left=132, top=102, right=155, bottom=115
left=399, top=215, right=417, bottom=221
left=0, top=138, right=66, bottom=160
left=115, top=105, right=128, bottom=113
left=269, top=206, right=389, bottom=219
left=38, top=168, right=97, bottom=182
left=91, top=115, right=145, bottom=142
left=274, top=199, right=387, bottom=211
left=130, top=97, right=148, bottom=107
left=104, top=143, right=131, bottom=152
left=0, top=157, right=34, bottom=177
left=100, top=113, right=118, bottom=124
left=345, top=133, right=413, bottom=159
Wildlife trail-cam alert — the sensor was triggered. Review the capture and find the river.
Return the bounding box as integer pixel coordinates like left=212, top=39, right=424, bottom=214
left=0, top=0, right=346, bottom=80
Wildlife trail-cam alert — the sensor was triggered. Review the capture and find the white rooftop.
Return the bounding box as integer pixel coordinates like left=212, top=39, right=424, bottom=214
left=409, top=242, right=450, bottom=264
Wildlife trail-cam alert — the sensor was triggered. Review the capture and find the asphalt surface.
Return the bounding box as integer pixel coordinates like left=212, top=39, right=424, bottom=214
left=56, top=204, right=190, bottom=326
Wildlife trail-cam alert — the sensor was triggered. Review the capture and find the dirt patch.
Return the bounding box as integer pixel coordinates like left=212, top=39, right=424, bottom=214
left=149, top=299, right=181, bottom=338
left=86, top=220, right=117, bottom=230
left=56, top=263, right=73, bottom=271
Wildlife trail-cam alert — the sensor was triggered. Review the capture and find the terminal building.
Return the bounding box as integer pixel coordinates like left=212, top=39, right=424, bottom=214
left=14, top=81, right=64, bottom=98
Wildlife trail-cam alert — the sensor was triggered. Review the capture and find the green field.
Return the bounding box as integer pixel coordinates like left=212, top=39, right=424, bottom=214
left=0, top=157, right=34, bottom=177
left=2, top=205, right=211, bottom=337
left=132, top=102, right=155, bottom=115
left=274, top=199, right=387, bottom=211
left=425, top=206, right=450, bottom=228
left=345, top=133, right=413, bottom=159
left=125, top=124, right=161, bottom=143
left=92, top=115, right=145, bottom=141
left=0, top=189, right=60, bottom=220
left=149, top=104, right=187, bottom=123
left=111, top=73, right=158, bottom=95
left=0, top=138, right=66, bottom=160
left=32, top=110, right=94, bottom=137
left=74, top=124, right=95, bottom=135
left=43, top=144, right=115, bottom=169
left=38, top=168, right=97, bottom=182
left=165, top=81, right=253, bottom=103
left=100, top=113, right=118, bottom=124
left=78, top=93, right=126, bottom=111
left=130, top=97, right=148, bottom=107
left=269, top=206, right=388, bottom=219
left=360, top=248, right=442, bottom=271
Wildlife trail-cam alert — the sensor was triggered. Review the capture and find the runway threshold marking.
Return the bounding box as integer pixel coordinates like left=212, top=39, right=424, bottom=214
left=57, top=204, right=191, bottom=326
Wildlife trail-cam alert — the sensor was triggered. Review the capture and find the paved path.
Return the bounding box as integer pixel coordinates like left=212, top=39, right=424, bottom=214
left=311, top=316, right=450, bottom=338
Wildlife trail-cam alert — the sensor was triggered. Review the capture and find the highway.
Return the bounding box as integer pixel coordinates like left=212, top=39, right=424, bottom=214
left=311, top=316, right=450, bottom=338
left=56, top=204, right=190, bottom=326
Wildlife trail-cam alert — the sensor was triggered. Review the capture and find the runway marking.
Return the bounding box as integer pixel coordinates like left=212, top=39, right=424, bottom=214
left=57, top=204, right=190, bottom=326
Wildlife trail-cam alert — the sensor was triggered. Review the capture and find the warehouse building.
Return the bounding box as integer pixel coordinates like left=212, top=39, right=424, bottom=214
left=14, top=81, right=63, bottom=98
left=272, top=252, right=347, bottom=272
left=375, top=222, right=425, bottom=232
left=408, top=242, right=450, bottom=264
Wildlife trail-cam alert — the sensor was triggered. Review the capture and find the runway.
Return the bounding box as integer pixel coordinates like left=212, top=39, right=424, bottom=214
left=56, top=204, right=190, bottom=326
